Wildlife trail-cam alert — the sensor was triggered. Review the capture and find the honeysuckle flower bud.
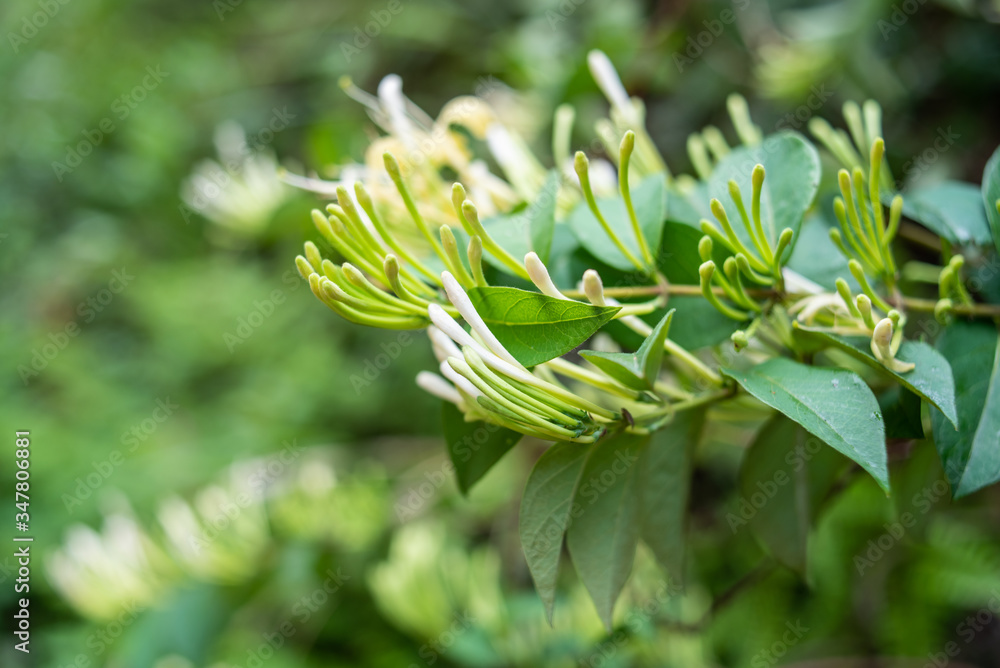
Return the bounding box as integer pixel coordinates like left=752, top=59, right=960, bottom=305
left=440, top=271, right=526, bottom=369
left=377, top=74, right=415, bottom=149
left=467, top=235, right=487, bottom=287
left=428, top=325, right=463, bottom=363
left=583, top=269, right=606, bottom=306
left=485, top=124, right=547, bottom=199
left=935, top=298, right=954, bottom=323
left=303, top=241, right=323, bottom=272
left=856, top=294, right=876, bottom=330
left=871, top=317, right=914, bottom=373
left=587, top=50, right=634, bottom=123
left=788, top=293, right=856, bottom=330
left=416, top=371, right=464, bottom=406
left=731, top=330, right=750, bottom=352
left=525, top=252, right=568, bottom=300
left=439, top=360, right=483, bottom=400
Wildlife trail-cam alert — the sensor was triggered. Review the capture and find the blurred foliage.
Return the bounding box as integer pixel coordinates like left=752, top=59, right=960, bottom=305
left=2, top=0, right=1000, bottom=666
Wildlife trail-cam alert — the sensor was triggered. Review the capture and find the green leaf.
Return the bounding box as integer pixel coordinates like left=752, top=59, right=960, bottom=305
left=657, top=297, right=735, bottom=349
left=737, top=415, right=849, bottom=575
left=901, top=181, right=992, bottom=246
left=879, top=387, right=924, bottom=440
left=638, top=408, right=705, bottom=581
left=519, top=441, right=593, bottom=623
left=579, top=310, right=675, bottom=391
left=793, top=325, right=958, bottom=428
left=931, top=321, right=1000, bottom=498
left=983, top=145, right=1000, bottom=253
left=566, top=432, right=647, bottom=630
left=442, top=402, right=523, bottom=495
left=656, top=220, right=730, bottom=284
left=722, top=358, right=889, bottom=492
left=467, top=286, right=620, bottom=367
left=481, top=170, right=560, bottom=266
left=707, top=132, right=821, bottom=252
left=665, top=181, right=710, bottom=227
left=565, top=174, right=666, bottom=271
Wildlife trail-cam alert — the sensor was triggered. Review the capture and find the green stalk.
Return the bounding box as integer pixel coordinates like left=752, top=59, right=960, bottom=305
left=575, top=151, right=646, bottom=272
left=620, top=131, right=656, bottom=266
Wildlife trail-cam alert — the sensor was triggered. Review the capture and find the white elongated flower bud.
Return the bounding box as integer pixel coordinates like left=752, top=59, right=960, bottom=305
left=427, top=325, right=462, bottom=363
left=871, top=318, right=915, bottom=373
left=416, top=371, right=463, bottom=406
left=440, top=271, right=525, bottom=370
left=377, top=74, right=414, bottom=148
left=525, top=252, right=568, bottom=300
left=582, top=269, right=606, bottom=306
left=439, top=360, right=482, bottom=399
left=587, top=50, right=634, bottom=122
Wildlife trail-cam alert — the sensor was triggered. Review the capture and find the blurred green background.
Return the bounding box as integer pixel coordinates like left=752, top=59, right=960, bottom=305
left=3, top=0, right=1000, bottom=666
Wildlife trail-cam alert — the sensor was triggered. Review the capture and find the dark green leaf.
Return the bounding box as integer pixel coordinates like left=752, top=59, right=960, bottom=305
left=793, top=324, right=958, bottom=428
left=722, top=358, right=889, bottom=492
left=665, top=181, right=710, bottom=227
left=706, top=132, right=821, bottom=253
left=931, top=321, right=1000, bottom=498
left=983, top=145, right=1000, bottom=253
left=443, top=402, right=522, bottom=495
left=657, top=220, right=730, bottom=284
left=467, top=286, right=620, bottom=367
left=737, top=415, right=849, bottom=575
left=638, top=408, right=705, bottom=582
left=655, top=297, right=735, bottom=350
left=879, top=387, right=925, bottom=440
left=579, top=309, right=675, bottom=391
left=901, top=181, right=992, bottom=246
left=519, top=442, right=593, bottom=623
left=481, top=170, right=560, bottom=267
left=566, top=432, right=647, bottom=630
left=565, top=175, right=666, bottom=271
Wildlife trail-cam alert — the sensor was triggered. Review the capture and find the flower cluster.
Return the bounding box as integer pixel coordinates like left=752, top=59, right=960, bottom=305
left=288, top=52, right=957, bottom=447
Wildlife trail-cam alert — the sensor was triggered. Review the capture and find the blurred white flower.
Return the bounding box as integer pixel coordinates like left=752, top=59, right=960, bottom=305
left=47, top=513, right=171, bottom=620
left=181, top=121, right=288, bottom=237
